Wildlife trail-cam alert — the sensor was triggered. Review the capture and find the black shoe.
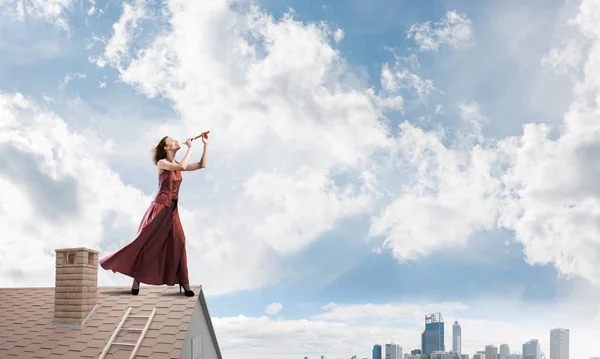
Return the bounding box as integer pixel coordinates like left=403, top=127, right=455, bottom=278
left=131, top=281, right=140, bottom=295
left=178, top=281, right=194, bottom=297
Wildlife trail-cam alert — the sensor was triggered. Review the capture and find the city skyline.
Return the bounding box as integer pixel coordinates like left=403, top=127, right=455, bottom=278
left=367, top=316, right=579, bottom=359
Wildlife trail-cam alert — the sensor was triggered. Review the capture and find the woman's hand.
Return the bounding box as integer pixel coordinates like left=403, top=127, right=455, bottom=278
left=185, top=138, right=193, bottom=148
left=201, top=132, right=210, bottom=144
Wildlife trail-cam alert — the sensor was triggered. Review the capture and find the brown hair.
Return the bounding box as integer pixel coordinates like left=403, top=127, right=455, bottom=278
left=152, top=136, right=169, bottom=165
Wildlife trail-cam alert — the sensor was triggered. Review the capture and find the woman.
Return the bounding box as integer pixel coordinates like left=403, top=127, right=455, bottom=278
left=99, top=132, right=209, bottom=297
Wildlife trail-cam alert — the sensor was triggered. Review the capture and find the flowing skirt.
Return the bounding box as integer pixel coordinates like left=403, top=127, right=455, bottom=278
left=99, top=200, right=189, bottom=286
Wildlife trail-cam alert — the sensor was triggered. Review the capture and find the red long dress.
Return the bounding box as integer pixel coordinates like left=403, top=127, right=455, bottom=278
left=99, top=168, right=189, bottom=286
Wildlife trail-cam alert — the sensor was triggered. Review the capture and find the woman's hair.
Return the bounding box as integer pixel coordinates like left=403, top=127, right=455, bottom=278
left=152, top=136, right=169, bottom=165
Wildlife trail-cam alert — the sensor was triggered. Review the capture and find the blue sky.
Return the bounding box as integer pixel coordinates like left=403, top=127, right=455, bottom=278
left=1, top=0, right=600, bottom=358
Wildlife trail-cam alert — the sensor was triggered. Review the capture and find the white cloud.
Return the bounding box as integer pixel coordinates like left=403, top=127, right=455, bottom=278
left=369, top=118, right=502, bottom=261
left=407, top=11, right=473, bottom=52
left=61, top=72, right=86, bottom=88
left=380, top=62, right=435, bottom=100
left=93, top=0, right=152, bottom=70
left=244, top=168, right=373, bottom=253
left=334, top=28, right=344, bottom=43
left=0, top=0, right=76, bottom=30
left=87, top=0, right=96, bottom=16
left=87, top=0, right=395, bottom=288
left=368, top=0, right=600, bottom=287
left=494, top=0, right=600, bottom=285
left=265, top=302, right=283, bottom=315
left=0, top=92, right=150, bottom=287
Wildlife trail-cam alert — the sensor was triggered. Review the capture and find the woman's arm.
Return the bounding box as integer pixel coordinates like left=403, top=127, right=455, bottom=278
left=183, top=142, right=208, bottom=171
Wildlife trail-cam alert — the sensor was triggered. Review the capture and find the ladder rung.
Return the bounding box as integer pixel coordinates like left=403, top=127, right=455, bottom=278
left=113, top=343, right=136, bottom=347
left=120, top=327, right=143, bottom=332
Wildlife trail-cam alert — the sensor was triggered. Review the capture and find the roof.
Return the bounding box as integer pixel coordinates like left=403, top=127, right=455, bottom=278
left=0, top=285, right=222, bottom=359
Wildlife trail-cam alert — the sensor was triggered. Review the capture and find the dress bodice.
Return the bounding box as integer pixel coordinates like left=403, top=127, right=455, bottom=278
left=153, top=168, right=182, bottom=207
left=158, top=169, right=182, bottom=199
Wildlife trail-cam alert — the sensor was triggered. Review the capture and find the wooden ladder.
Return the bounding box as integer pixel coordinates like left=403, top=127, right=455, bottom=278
left=98, top=306, right=157, bottom=359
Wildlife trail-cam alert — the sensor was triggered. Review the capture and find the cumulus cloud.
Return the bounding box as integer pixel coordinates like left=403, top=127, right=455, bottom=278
left=407, top=11, right=473, bottom=52
left=0, top=92, right=150, bottom=287
left=86, top=0, right=397, bottom=293
left=369, top=0, right=600, bottom=288
left=265, top=302, right=283, bottom=315
left=0, top=0, right=76, bottom=30
left=369, top=118, right=503, bottom=261
left=93, top=0, right=152, bottom=70
left=380, top=62, right=435, bottom=99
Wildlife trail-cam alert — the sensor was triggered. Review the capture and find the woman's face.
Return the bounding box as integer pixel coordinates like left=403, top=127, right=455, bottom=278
left=164, top=137, right=180, bottom=151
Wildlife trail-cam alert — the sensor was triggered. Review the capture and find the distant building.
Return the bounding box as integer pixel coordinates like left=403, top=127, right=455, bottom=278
left=459, top=355, right=469, bottom=359
left=523, top=339, right=541, bottom=359
left=386, top=343, right=402, bottom=359
left=431, top=351, right=459, bottom=359
left=508, top=355, right=522, bottom=359
left=373, top=344, right=382, bottom=359
left=422, top=313, right=445, bottom=356
left=411, top=349, right=422, bottom=355
left=550, top=328, right=569, bottom=359
left=404, top=354, right=410, bottom=359
left=486, top=344, right=499, bottom=359
left=452, top=320, right=462, bottom=354
left=499, top=344, right=510, bottom=359
left=474, top=353, right=485, bottom=359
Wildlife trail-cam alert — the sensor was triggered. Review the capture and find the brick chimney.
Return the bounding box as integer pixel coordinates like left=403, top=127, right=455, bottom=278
left=54, top=247, right=99, bottom=326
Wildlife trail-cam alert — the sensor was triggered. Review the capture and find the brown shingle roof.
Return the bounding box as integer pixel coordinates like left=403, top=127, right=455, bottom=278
left=0, top=285, right=217, bottom=358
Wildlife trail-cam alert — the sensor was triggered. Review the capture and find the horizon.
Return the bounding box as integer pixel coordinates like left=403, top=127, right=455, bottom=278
left=0, top=0, right=598, bottom=358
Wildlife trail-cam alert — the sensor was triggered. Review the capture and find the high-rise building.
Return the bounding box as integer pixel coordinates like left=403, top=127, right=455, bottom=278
left=460, top=355, right=469, bottom=359
left=373, top=344, right=383, bottom=359
left=411, top=350, right=422, bottom=355
left=474, top=352, right=485, bottom=359
left=452, top=320, right=461, bottom=354
left=386, top=343, right=402, bottom=359
left=508, top=355, right=522, bottom=359
left=523, top=339, right=541, bottom=359
left=486, top=345, right=499, bottom=359
left=550, top=328, right=569, bottom=359
left=499, top=344, right=510, bottom=359
left=422, top=313, right=445, bottom=356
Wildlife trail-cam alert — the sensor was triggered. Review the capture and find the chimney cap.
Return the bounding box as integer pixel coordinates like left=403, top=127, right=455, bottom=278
left=55, top=247, right=99, bottom=254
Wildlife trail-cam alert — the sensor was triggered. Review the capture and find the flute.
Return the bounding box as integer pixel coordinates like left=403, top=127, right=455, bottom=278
left=182, top=131, right=210, bottom=143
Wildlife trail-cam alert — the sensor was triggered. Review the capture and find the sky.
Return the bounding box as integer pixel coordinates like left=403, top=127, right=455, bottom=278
left=0, top=0, right=599, bottom=358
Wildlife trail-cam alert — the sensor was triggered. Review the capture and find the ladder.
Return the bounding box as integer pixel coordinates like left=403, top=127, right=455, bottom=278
left=98, top=306, right=157, bottom=359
